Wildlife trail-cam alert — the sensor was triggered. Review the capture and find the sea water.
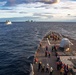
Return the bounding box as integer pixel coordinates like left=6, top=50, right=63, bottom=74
left=0, top=22, right=76, bottom=75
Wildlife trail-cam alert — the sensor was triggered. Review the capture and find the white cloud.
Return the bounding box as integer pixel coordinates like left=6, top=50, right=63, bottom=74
left=0, top=10, right=33, bottom=18
left=0, top=0, right=76, bottom=21
left=0, top=1, right=7, bottom=6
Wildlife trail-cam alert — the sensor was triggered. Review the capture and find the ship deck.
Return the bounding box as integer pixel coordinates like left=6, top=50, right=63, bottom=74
left=33, top=32, right=76, bottom=75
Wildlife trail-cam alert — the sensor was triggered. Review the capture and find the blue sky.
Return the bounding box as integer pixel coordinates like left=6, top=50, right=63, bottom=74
left=0, top=0, right=76, bottom=22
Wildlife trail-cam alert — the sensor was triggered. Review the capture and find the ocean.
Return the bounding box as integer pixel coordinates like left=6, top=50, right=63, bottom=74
left=0, top=22, right=76, bottom=75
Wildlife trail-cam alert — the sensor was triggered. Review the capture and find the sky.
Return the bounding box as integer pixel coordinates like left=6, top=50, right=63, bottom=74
left=0, top=0, right=76, bottom=22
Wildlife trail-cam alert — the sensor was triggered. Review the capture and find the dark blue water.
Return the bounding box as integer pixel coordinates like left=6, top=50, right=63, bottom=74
left=0, top=22, right=76, bottom=75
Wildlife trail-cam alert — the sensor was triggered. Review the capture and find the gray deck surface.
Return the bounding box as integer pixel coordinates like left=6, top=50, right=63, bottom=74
left=33, top=38, right=61, bottom=75
left=33, top=32, right=76, bottom=75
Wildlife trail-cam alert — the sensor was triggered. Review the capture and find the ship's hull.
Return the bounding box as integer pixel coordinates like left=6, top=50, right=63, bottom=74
left=6, top=21, right=12, bottom=25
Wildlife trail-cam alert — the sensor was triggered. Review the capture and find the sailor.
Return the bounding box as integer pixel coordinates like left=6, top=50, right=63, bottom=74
left=55, top=52, right=58, bottom=57
left=41, top=64, right=45, bottom=72
left=46, top=63, right=49, bottom=72
left=60, top=67, right=64, bottom=75
left=52, top=46, right=54, bottom=52
left=40, top=43, right=42, bottom=47
left=64, top=64, right=69, bottom=75
left=49, top=67, right=53, bottom=75
left=48, top=51, right=51, bottom=58
left=34, top=58, right=38, bottom=64
left=56, top=56, right=60, bottom=62
left=45, top=51, right=47, bottom=57
left=46, top=46, right=48, bottom=51
left=56, top=61, right=60, bottom=70
left=38, top=62, right=42, bottom=71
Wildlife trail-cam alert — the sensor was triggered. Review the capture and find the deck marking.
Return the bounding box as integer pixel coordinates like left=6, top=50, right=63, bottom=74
left=47, top=38, right=51, bottom=45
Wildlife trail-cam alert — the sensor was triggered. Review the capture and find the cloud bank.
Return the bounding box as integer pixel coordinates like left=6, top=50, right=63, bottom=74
left=0, top=0, right=60, bottom=7
left=0, top=0, right=76, bottom=22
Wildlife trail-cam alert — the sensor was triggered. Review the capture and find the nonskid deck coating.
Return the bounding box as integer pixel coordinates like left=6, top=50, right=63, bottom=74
left=33, top=39, right=60, bottom=75
left=33, top=32, right=62, bottom=75
left=33, top=32, right=76, bottom=75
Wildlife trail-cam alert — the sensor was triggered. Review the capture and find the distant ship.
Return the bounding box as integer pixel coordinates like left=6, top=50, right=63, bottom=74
left=5, top=20, right=12, bottom=25
left=25, top=20, right=34, bottom=22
